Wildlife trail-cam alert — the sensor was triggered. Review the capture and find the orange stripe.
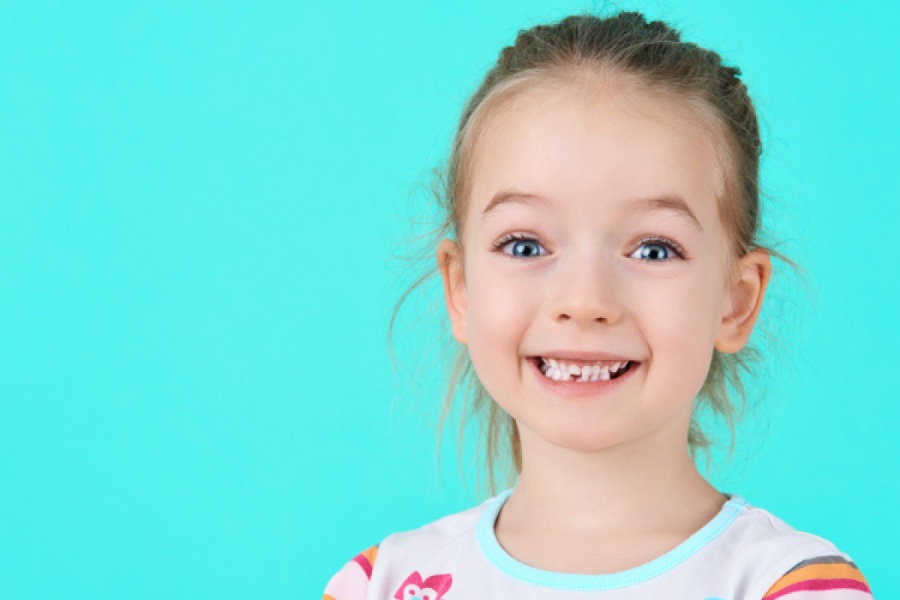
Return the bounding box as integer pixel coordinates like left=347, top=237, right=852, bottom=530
left=323, top=595, right=336, bottom=600
left=765, top=563, right=869, bottom=595
left=362, top=545, right=379, bottom=566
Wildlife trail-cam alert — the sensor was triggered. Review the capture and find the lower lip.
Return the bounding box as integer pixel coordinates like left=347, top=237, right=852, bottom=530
left=527, top=358, right=640, bottom=398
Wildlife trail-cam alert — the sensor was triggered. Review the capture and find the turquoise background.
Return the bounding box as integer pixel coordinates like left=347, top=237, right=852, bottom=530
left=1, top=0, right=896, bottom=597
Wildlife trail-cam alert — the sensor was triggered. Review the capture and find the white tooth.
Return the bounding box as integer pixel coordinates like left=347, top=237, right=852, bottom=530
left=611, top=362, right=622, bottom=373
left=561, top=371, right=571, bottom=381
left=579, top=370, right=589, bottom=382
left=548, top=358, right=559, bottom=369
left=568, top=364, right=580, bottom=375
left=599, top=366, right=610, bottom=381
left=551, top=370, right=562, bottom=381
left=588, top=370, right=599, bottom=382
left=591, top=365, right=601, bottom=377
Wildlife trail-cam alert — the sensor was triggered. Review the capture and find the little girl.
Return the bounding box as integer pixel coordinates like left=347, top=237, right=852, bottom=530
left=324, top=11, right=871, bottom=599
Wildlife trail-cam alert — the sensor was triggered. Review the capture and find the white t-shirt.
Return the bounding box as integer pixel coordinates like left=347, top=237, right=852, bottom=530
left=324, top=489, right=872, bottom=599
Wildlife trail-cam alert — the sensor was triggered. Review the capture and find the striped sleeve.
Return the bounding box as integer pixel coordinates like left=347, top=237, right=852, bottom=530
left=323, top=545, right=379, bottom=600
left=762, top=555, right=873, bottom=599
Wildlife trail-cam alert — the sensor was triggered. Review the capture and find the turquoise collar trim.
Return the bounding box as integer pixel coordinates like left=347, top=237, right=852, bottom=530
left=476, top=488, right=747, bottom=590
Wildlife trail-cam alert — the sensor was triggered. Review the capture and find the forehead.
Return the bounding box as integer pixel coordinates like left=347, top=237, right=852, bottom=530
left=464, top=76, right=727, bottom=227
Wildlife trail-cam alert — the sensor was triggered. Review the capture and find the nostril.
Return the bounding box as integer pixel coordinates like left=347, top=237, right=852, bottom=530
left=556, top=308, right=617, bottom=324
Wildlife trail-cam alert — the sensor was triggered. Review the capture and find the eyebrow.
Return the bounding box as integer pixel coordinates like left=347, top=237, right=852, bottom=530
left=481, top=190, right=703, bottom=231
left=481, top=191, right=549, bottom=217
left=632, top=195, right=703, bottom=231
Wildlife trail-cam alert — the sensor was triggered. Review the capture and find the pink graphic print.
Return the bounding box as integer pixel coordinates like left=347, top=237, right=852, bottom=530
left=393, top=571, right=453, bottom=600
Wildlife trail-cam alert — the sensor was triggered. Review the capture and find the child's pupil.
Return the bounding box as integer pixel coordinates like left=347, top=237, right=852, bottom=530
left=641, top=244, right=668, bottom=260
left=514, top=240, right=539, bottom=257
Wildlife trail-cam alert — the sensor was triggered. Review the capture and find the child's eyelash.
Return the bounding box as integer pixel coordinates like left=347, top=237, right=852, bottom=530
left=492, top=233, right=539, bottom=250
left=492, top=233, right=548, bottom=258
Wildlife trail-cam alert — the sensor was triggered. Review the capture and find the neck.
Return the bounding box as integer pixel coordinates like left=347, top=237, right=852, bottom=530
left=500, top=425, right=725, bottom=539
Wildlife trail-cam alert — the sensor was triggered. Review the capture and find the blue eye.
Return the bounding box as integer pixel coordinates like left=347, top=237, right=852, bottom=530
left=636, top=243, right=670, bottom=260
left=495, top=235, right=546, bottom=258
left=630, top=237, right=685, bottom=261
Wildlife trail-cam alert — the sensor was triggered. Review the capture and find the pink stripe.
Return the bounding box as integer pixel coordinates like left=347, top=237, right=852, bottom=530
left=352, top=553, right=373, bottom=579
left=765, top=578, right=871, bottom=599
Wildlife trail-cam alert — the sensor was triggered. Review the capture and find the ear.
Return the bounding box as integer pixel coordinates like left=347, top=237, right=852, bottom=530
left=714, top=249, right=772, bottom=354
left=437, top=238, right=468, bottom=344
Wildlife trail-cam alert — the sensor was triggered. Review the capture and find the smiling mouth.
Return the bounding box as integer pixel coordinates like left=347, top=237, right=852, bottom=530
left=532, top=356, right=638, bottom=382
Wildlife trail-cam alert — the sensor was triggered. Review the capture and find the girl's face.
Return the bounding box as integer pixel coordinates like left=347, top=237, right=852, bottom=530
left=438, top=79, right=770, bottom=455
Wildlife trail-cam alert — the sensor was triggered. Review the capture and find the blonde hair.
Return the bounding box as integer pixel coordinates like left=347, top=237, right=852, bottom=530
left=390, top=11, right=796, bottom=494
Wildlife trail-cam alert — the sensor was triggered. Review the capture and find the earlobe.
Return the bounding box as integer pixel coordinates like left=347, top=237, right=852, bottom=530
left=437, top=238, right=468, bottom=344
left=714, top=249, right=772, bottom=354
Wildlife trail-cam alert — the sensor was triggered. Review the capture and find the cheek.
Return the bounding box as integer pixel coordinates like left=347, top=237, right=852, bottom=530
left=636, top=273, right=722, bottom=389
left=463, top=271, right=535, bottom=388
left=466, top=269, right=534, bottom=338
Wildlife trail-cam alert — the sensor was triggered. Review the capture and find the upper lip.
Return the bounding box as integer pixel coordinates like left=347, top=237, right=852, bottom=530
left=530, top=351, right=638, bottom=362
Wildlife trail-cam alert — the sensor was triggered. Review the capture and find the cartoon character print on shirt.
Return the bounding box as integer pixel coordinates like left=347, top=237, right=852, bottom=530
left=393, top=571, right=453, bottom=600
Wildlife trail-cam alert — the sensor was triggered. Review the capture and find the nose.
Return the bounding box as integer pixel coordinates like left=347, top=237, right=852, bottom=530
left=551, top=253, right=622, bottom=326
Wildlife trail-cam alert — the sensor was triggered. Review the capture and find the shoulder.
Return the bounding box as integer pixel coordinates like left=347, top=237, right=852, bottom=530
left=724, top=498, right=872, bottom=598
left=323, top=497, right=495, bottom=600
left=729, top=501, right=844, bottom=554
left=379, top=498, right=487, bottom=556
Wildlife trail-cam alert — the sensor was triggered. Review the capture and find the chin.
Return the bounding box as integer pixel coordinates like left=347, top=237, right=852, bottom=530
left=527, top=421, right=631, bottom=454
